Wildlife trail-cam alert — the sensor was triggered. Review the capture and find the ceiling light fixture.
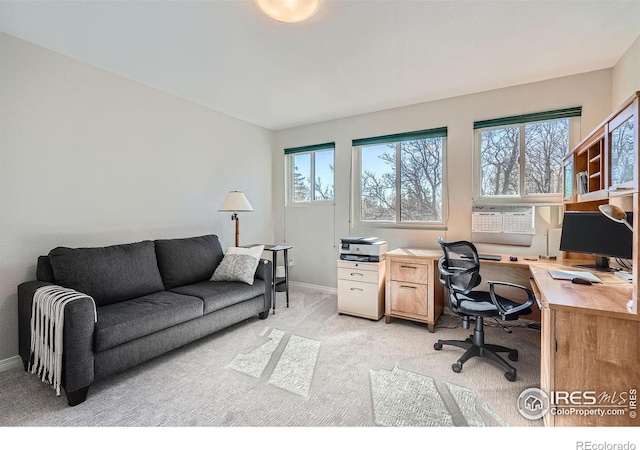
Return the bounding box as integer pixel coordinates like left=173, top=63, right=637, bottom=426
left=255, top=0, right=320, bottom=23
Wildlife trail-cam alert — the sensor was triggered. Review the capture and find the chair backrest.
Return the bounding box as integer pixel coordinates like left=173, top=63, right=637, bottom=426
left=437, top=237, right=482, bottom=295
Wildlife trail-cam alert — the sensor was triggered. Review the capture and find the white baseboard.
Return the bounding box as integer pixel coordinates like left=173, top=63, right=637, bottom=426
left=289, top=281, right=337, bottom=295
left=0, top=355, right=23, bottom=373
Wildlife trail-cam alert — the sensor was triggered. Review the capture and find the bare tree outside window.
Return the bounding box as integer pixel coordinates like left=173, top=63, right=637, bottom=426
left=293, top=153, right=311, bottom=202
left=610, top=116, right=634, bottom=186
left=361, top=144, right=396, bottom=221
left=479, top=117, right=572, bottom=198
left=313, top=150, right=334, bottom=200
left=360, top=138, right=444, bottom=223
left=290, top=149, right=334, bottom=203
left=524, top=119, right=568, bottom=194
left=400, top=138, right=443, bottom=222
left=480, top=127, right=520, bottom=196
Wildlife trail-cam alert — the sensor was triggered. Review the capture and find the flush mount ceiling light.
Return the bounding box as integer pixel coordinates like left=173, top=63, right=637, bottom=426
left=255, top=0, right=320, bottom=23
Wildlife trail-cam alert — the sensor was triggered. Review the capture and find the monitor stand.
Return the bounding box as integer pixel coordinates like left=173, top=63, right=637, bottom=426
left=573, top=256, right=621, bottom=272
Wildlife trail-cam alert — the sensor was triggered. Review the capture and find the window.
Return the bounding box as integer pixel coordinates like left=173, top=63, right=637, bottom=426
left=474, top=108, right=581, bottom=201
left=353, top=127, right=447, bottom=226
left=285, top=142, right=334, bottom=203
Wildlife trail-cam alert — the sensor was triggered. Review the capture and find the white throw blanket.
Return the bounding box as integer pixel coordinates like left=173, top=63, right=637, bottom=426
left=29, top=285, right=97, bottom=395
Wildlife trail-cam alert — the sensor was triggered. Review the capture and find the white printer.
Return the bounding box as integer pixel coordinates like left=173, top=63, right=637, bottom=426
left=339, top=237, right=388, bottom=262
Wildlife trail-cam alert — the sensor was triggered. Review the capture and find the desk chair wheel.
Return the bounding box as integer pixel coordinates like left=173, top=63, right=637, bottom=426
left=452, top=362, right=463, bottom=373
left=434, top=342, right=443, bottom=350
left=508, top=350, right=518, bottom=362
left=504, top=371, right=517, bottom=382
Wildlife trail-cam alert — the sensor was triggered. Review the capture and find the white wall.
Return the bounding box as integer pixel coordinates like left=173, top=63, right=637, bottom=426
left=0, top=33, right=274, bottom=362
left=612, top=35, right=640, bottom=109
left=273, top=70, right=613, bottom=289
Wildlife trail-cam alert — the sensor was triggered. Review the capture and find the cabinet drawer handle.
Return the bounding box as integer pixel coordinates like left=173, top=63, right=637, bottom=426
left=350, top=273, right=364, bottom=277
left=400, top=265, right=417, bottom=270
left=350, top=287, right=363, bottom=292
left=400, top=285, right=417, bottom=290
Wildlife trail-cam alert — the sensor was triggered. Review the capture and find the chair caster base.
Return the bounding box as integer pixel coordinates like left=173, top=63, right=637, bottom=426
left=505, top=371, right=517, bottom=382
left=452, top=363, right=463, bottom=373
left=434, top=342, right=443, bottom=350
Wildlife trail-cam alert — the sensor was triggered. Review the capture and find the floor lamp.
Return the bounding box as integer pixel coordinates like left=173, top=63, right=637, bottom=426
left=219, top=191, right=253, bottom=247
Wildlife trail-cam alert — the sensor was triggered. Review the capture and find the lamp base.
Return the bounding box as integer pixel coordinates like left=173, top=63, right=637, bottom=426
left=538, top=255, right=557, bottom=260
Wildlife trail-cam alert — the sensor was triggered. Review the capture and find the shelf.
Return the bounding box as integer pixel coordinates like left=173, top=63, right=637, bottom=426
left=577, top=190, right=608, bottom=202
left=589, top=173, right=600, bottom=179
left=589, top=155, right=601, bottom=163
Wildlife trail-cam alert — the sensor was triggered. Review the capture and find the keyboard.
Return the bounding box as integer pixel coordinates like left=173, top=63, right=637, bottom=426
left=461, top=253, right=502, bottom=261
left=479, top=254, right=502, bottom=261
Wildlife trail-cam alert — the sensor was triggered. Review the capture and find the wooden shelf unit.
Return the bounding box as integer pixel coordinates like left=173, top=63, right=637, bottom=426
left=546, top=92, right=640, bottom=427
left=562, top=91, right=639, bottom=301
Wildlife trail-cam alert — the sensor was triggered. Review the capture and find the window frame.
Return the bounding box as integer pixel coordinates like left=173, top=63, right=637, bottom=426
left=352, top=130, right=448, bottom=230
left=473, top=113, right=581, bottom=204
left=285, top=143, right=335, bottom=206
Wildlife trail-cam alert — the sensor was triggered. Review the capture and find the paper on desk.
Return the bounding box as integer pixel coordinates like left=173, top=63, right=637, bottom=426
left=548, top=270, right=602, bottom=283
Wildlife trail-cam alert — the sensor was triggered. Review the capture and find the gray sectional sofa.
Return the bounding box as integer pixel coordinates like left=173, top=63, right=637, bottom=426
left=18, top=234, right=272, bottom=406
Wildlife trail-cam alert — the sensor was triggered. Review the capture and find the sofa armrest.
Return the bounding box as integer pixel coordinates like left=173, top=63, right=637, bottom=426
left=255, top=259, right=273, bottom=311
left=18, top=281, right=96, bottom=393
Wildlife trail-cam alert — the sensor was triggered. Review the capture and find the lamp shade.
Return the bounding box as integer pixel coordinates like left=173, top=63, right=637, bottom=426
left=219, top=191, right=254, bottom=212
left=255, top=0, right=320, bottom=23
left=599, top=204, right=633, bottom=231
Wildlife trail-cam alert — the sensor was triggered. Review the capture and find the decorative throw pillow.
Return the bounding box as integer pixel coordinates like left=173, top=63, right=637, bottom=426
left=211, top=245, right=264, bottom=285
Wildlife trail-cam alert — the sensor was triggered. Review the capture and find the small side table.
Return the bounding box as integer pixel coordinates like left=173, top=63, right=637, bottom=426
left=246, top=244, right=293, bottom=314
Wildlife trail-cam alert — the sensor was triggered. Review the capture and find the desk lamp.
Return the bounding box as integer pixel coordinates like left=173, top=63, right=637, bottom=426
left=598, top=204, right=634, bottom=309
left=219, top=191, right=253, bottom=247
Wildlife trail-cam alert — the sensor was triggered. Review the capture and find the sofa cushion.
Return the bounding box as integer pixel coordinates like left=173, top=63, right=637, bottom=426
left=94, top=291, right=204, bottom=352
left=211, top=245, right=264, bottom=285
left=170, top=280, right=265, bottom=315
left=154, top=235, right=224, bottom=290
left=49, top=241, right=165, bottom=307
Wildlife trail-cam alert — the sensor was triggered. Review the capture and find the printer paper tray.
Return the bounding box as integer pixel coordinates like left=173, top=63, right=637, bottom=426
left=340, top=254, right=382, bottom=262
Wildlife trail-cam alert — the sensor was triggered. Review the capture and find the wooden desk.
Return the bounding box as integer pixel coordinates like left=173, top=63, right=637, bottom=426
left=384, top=249, right=638, bottom=425
left=471, top=254, right=545, bottom=321
left=528, top=260, right=639, bottom=427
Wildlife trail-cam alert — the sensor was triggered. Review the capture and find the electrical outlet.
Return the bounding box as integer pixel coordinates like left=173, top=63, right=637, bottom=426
left=289, top=258, right=294, bottom=267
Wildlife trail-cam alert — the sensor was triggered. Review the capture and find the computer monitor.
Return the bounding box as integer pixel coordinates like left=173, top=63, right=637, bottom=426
left=559, top=211, right=633, bottom=271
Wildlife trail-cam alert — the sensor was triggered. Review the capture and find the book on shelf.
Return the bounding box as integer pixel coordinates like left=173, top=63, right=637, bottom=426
left=576, top=171, right=588, bottom=195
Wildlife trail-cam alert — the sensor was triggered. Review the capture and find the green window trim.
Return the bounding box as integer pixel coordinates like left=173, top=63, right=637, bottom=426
left=352, top=127, right=447, bottom=147
left=284, top=142, right=335, bottom=155
left=473, top=107, right=582, bottom=130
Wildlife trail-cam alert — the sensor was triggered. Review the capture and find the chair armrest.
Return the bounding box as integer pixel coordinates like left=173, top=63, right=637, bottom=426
left=18, top=281, right=96, bottom=393
left=487, top=280, right=536, bottom=318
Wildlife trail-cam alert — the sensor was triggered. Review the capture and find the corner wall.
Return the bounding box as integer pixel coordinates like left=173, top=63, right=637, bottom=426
left=612, top=35, right=640, bottom=108
left=273, top=70, right=613, bottom=289
left=0, top=33, right=274, bottom=363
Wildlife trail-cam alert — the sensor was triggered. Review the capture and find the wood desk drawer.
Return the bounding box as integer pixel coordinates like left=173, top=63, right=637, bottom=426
left=390, top=281, right=428, bottom=317
left=337, top=267, right=378, bottom=284
left=390, top=261, right=428, bottom=284
left=338, top=281, right=379, bottom=317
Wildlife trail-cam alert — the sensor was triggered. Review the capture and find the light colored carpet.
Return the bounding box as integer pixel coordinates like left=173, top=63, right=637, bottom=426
left=0, top=286, right=542, bottom=427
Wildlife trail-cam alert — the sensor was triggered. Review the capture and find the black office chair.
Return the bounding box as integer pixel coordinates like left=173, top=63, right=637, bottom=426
left=434, top=238, right=535, bottom=381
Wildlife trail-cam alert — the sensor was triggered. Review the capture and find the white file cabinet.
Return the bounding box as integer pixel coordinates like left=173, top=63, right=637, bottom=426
left=337, top=259, right=386, bottom=320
